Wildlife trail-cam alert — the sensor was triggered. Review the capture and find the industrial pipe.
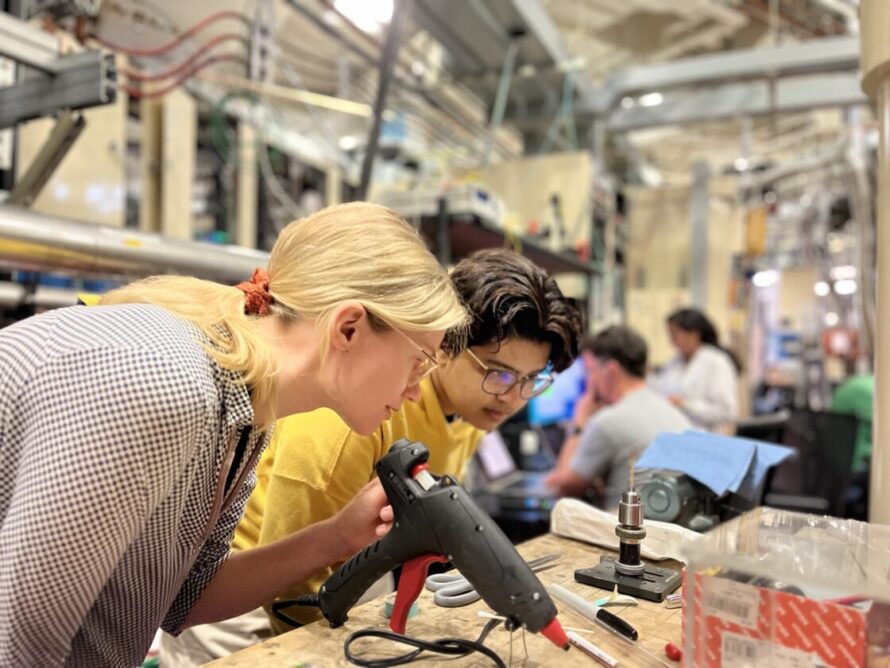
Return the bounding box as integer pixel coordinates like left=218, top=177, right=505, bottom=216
left=0, top=205, right=269, bottom=283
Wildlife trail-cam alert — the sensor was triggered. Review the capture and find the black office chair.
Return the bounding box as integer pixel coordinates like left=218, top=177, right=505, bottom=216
left=762, top=409, right=858, bottom=518
left=735, top=409, right=790, bottom=444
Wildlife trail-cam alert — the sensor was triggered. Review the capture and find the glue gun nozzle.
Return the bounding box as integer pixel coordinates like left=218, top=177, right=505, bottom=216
left=540, top=617, right=570, bottom=650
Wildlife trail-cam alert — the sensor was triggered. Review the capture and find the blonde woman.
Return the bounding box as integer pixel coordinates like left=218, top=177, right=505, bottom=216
left=0, top=203, right=467, bottom=667
left=161, top=249, right=582, bottom=666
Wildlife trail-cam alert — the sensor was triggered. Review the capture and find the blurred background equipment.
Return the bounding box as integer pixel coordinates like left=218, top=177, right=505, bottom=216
left=0, top=0, right=882, bottom=524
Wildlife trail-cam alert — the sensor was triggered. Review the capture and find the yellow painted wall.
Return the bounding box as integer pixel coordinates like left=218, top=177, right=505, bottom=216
left=624, top=181, right=745, bottom=368
left=16, top=76, right=128, bottom=227
left=777, top=266, right=821, bottom=331
left=482, top=151, right=593, bottom=248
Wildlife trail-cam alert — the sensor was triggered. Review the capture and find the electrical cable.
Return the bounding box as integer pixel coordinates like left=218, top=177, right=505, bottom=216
left=120, top=33, right=249, bottom=81
left=120, top=54, right=248, bottom=99
left=273, top=57, right=347, bottom=156
left=276, top=39, right=340, bottom=71
left=287, top=0, right=518, bottom=161
left=269, top=594, right=320, bottom=628
left=210, top=91, right=255, bottom=162
left=94, top=9, right=249, bottom=57
left=210, top=88, right=306, bottom=219
left=123, top=0, right=180, bottom=33
left=256, top=140, right=304, bottom=220
left=343, top=618, right=507, bottom=668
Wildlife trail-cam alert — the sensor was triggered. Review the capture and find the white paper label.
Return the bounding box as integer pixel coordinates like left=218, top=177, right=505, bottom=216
left=722, top=632, right=817, bottom=668
left=722, top=633, right=759, bottom=667
left=703, top=578, right=761, bottom=630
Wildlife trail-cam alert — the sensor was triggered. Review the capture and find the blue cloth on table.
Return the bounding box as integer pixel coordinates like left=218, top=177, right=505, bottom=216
left=636, top=430, right=793, bottom=500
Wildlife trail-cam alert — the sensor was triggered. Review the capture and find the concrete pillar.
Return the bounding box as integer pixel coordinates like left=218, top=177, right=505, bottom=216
left=690, top=161, right=710, bottom=309
left=160, top=89, right=196, bottom=241
left=325, top=166, right=342, bottom=207
left=860, top=0, right=890, bottom=524
left=236, top=123, right=258, bottom=249
left=139, top=98, right=162, bottom=234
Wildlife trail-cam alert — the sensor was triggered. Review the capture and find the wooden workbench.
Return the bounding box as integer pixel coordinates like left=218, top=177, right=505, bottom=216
left=205, top=534, right=683, bottom=667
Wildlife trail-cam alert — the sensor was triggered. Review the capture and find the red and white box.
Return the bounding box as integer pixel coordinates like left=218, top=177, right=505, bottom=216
left=679, top=507, right=890, bottom=667
left=682, top=570, right=877, bottom=667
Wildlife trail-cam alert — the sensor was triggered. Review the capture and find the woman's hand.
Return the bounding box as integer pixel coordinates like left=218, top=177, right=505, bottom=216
left=331, top=478, right=394, bottom=558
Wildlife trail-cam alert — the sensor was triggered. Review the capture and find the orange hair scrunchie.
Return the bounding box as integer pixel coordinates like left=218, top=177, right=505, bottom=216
left=236, top=268, right=273, bottom=316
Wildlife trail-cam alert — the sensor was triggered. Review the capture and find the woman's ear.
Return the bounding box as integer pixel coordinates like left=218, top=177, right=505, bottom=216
left=328, top=302, right=370, bottom=352
left=435, top=347, right=456, bottom=368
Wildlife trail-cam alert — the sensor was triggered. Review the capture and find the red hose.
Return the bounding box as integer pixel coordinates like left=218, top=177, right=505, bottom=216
left=120, top=33, right=247, bottom=81
left=120, top=54, right=246, bottom=99
left=94, top=10, right=247, bottom=57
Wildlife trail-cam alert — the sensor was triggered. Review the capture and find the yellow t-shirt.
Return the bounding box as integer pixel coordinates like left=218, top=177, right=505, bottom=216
left=232, top=377, right=484, bottom=630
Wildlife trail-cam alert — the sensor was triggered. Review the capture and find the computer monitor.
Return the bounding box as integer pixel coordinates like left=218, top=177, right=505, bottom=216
left=475, top=430, right=518, bottom=481
left=527, top=356, right=587, bottom=426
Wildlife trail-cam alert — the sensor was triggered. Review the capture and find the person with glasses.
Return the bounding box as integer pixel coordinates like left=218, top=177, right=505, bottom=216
left=0, top=203, right=469, bottom=667
left=159, top=249, right=581, bottom=666
left=545, top=326, right=691, bottom=508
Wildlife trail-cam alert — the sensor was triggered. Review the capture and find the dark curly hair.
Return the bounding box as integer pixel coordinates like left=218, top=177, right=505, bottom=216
left=443, top=249, right=582, bottom=372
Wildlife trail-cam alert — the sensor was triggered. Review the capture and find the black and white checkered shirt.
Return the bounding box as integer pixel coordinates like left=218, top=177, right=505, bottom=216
left=0, top=304, right=270, bottom=666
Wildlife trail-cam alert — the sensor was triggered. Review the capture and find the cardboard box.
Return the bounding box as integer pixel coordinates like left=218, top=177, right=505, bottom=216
left=683, top=571, right=869, bottom=667
left=680, top=508, right=890, bottom=668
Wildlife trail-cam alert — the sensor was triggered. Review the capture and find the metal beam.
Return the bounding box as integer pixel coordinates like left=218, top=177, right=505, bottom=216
left=586, top=36, right=860, bottom=114
left=606, top=72, right=866, bottom=131
left=510, top=0, right=599, bottom=105
left=483, top=33, right=521, bottom=167
left=7, top=111, right=85, bottom=206
left=0, top=11, right=58, bottom=73
left=503, top=35, right=861, bottom=125
left=358, top=0, right=413, bottom=200
left=0, top=50, right=116, bottom=128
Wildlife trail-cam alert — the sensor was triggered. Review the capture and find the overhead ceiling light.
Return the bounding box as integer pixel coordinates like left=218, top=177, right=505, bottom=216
left=638, top=92, right=664, bottom=107
left=814, top=281, right=830, bottom=297
left=338, top=135, right=359, bottom=151
left=333, top=0, right=393, bottom=34
left=834, top=279, right=857, bottom=295
left=824, top=311, right=840, bottom=327
left=752, top=269, right=779, bottom=288
left=52, top=181, right=70, bottom=201
left=734, top=158, right=749, bottom=171
left=829, top=265, right=856, bottom=280
left=519, top=63, right=537, bottom=78
left=558, top=57, right=587, bottom=73
left=620, top=96, right=634, bottom=109
left=827, top=233, right=846, bottom=253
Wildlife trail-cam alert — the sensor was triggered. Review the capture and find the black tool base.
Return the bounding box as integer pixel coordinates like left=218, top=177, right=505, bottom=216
left=574, top=555, right=682, bottom=602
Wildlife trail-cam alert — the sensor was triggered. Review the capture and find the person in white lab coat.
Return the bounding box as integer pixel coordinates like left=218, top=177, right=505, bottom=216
left=654, top=308, right=740, bottom=433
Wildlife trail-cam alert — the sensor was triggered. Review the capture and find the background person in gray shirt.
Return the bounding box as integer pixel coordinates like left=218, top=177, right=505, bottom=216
left=546, top=326, right=690, bottom=508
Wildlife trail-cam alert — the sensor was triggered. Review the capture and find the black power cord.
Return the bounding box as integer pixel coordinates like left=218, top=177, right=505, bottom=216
left=270, top=594, right=319, bottom=628
left=343, top=618, right=507, bottom=667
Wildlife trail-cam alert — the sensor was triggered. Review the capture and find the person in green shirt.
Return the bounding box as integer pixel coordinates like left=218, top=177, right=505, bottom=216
left=831, top=373, right=873, bottom=520
left=831, top=374, right=873, bottom=474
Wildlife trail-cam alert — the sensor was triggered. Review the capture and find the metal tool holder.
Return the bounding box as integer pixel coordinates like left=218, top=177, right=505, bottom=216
left=574, top=470, right=682, bottom=602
